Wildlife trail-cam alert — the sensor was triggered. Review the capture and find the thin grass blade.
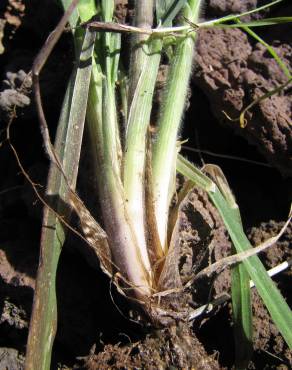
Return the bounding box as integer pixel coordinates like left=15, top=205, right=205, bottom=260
left=203, top=165, right=253, bottom=369
left=232, top=263, right=253, bottom=369
left=177, top=155, right=292, bottom=349
left=25, top=25, right=96, bottom=370
left=236, top=20, right=291, bottom=79
left=152, top=0, right=203, bottom=250
left=156, top=0, right=188, bottom=26
left=208, top=18, right=292, bottom=28
left=124, top=0, right=162, bottom=266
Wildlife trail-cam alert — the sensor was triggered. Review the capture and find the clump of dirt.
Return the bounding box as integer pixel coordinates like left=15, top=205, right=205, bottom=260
left=0, top=347, right=24, bottom=370
left=194, top=1, right=292, bottom=176
left=0, top=69, right=31, bottom=120
left=3, top=0, right=25, bottom=28
left=114, top=0, right=129, bottom=23
left=250, top=290, right=292, bottom=368
left=171, top=186, right=292, bottom=368
left=249, top=220, right=292, bottom=270
left=196, top=219, right=292, bottom=369
left=82, top=324, right=222, bottom=370
left=176, top=187, right=232, bottom=307
left=248, top=221, right=292, bottom=368
left=207, top=0, right=258, bottom=15
left=0, top=0, right=25, bottom=51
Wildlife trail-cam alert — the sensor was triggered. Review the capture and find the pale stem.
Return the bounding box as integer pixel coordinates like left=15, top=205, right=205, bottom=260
left=123, top=44, right=162, bottom=275
left=123, top=1, right=163, bottom=280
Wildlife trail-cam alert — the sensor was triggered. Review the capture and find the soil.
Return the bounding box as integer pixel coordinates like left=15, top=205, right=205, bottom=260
left=194, top=0, right=292, bottom=176
left=0, top=0, right=291, bottom=369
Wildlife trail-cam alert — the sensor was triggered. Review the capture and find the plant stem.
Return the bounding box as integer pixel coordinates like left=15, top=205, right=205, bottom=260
left=123, top=39, right=163, bottom=272
left=101, top=79, right=152, bottom=297
left=128, top=0, right=154, bottom=103
left=123, top=1, right=163, bottom=276
left=152, top=0, right=202, bottom=250
left=86, top=0, right=153, bottom=298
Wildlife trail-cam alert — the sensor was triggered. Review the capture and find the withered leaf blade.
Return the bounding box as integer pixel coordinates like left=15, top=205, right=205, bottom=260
left=68, top=189, right=113, bottom=277
left=145, top=133, right=165, bottom=284
left=203, top=164, right=237, bottom=209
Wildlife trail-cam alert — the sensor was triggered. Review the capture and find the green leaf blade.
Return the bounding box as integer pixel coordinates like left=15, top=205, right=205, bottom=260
left=156, top=0, right=188, bottom=26
left=177, top=155, right=292, bottom=349
left=232, top=263, right=253, bottom=369
left=25, top=28, right=96, bottom=370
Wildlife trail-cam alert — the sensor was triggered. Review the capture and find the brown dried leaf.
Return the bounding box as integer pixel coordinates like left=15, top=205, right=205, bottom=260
left=145, top=134, right=165, bottom=285
left=68, top=189, right=113, bottom=277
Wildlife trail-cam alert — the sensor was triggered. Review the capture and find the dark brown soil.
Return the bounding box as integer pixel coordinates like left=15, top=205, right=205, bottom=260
left=84, top=325, right=221, bottom=370
left=194, top=1, right=292, bottom=176
left=0, top=0, right=291, bottom=369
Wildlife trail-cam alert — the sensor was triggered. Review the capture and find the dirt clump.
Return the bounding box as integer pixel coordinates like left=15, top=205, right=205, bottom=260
left=82, top=324, right=222, bottom=370
left=194, top=2, right=292, bottom=175
left=248, top=221, right=292, bottom=368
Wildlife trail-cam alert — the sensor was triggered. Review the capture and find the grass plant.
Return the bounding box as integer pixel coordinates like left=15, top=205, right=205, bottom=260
left=25, top=0, right=292, bottom=369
